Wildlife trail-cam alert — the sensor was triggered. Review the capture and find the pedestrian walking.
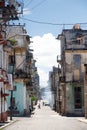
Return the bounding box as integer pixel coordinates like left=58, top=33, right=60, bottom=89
left=29, top=105, right=32, bottom=115
left=38, top=103, right=41, bottom=109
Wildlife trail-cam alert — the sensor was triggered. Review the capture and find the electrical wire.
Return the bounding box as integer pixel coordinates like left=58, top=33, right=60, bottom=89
left=24, top=0, right=35, bottom=8
left=31, top=0, right=47, bottom=10
left=24, top=0, right=47, bottom=12
left=20, top=17, right=65, bottom=26
left=20, top=17, right=87, bottom=26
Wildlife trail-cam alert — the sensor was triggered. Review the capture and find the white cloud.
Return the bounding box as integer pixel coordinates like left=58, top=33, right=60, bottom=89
left=31, top=33, right=60, bottom=88
left=38, top=68, right=48, bottom=87
left=23, top=8, right=31, bottom=15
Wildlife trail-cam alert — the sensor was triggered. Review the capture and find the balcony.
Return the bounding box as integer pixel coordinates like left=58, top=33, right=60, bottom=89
left=57, top=55, right=61, bottom=64
left=26, top=81, right=32, bottom=87
left=14, top=69, right=32, bottom=79
left=26, top=52, right=33, bottom=60
left=59, top=76, right=65, bottom=83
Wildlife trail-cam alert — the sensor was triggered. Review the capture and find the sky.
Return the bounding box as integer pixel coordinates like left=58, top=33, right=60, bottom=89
left=13, top=0, right=87, bottom=88
left=31, top=34, right=60, bottom=88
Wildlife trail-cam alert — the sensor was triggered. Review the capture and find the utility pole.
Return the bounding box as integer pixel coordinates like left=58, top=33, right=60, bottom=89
left=84, top=64, right=87, bottom=119
left=10, top=90, right=13, bottom=120
left=10, top=47, right=15, bottom=120
left=57, top=64, right=59, bottom=113
left=57, top=64, right=61, bottom=114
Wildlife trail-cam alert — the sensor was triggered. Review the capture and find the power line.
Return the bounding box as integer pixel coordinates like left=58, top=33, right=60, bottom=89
left=24, top=0, right=46, bottom=11
left=31, top=0, right=47, bottom=10
left=24, top=0, right=35, bottom=8
left=20, top=17, right=65, bottom=25
left=23, top=0, right=47, bottom=14
left=20, top=17, right=87, bottom=26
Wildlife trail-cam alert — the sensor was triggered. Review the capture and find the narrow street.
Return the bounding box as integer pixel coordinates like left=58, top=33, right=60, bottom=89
left=2, top=105, right=87, bottom=130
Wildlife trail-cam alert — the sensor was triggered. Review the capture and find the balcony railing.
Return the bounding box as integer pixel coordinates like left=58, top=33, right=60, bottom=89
left=14, top=69, right=32, bottom=79
left=57, top=55, right=61, bottom=64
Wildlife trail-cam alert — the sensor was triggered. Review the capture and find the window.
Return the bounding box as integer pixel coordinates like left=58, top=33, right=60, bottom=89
left=74, top=87, right=82, bottom=109
left=73, top=55, right=81, bottom=68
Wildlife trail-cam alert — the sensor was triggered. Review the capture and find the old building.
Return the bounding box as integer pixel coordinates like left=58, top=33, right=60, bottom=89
left=57, top=24, right=87, bottom=116
left=6, top=25, right=40, bottom=117
left=6, top=25, right=31, bottom=116
left=49, top=66, right=59, bottom=111
left=0, top=0, right=23, bottom=121
left=0, top=33, right=10, bottom=122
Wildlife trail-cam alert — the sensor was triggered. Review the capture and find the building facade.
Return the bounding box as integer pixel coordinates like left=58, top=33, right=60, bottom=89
left=0, top=0, right=23, bottom=121
left=6, top=25, right=31, bottom=116
left=57, top=24, right=87, bottom=116
left=6, top=25, right=40, bottom=116
left=49, top=66, right=59, bottom=111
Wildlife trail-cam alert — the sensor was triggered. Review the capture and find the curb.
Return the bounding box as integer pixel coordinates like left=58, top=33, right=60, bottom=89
left=77, top=118, right=87, bottom=124
left=0, top=120, right=17, bottom=130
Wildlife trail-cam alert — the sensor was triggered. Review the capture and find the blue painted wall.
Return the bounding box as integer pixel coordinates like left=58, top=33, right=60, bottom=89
left=7, top=81, right=25, bottom=116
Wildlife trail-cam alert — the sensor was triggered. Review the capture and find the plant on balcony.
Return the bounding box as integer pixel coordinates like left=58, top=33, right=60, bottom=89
left=31, top=95, right=36, bottom=102
left=8, top=39, right=18, bottom=46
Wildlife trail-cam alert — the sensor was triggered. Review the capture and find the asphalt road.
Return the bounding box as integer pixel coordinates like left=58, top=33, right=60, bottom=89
left=2, top=105, right=87, bottom=130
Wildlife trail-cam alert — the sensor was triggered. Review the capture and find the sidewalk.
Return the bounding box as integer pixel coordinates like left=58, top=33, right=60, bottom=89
left=77, top=117, right=87, bottom=124
left=0, top=108, right=35, bottom=129
left=0, top=117, right=18, bottom=129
